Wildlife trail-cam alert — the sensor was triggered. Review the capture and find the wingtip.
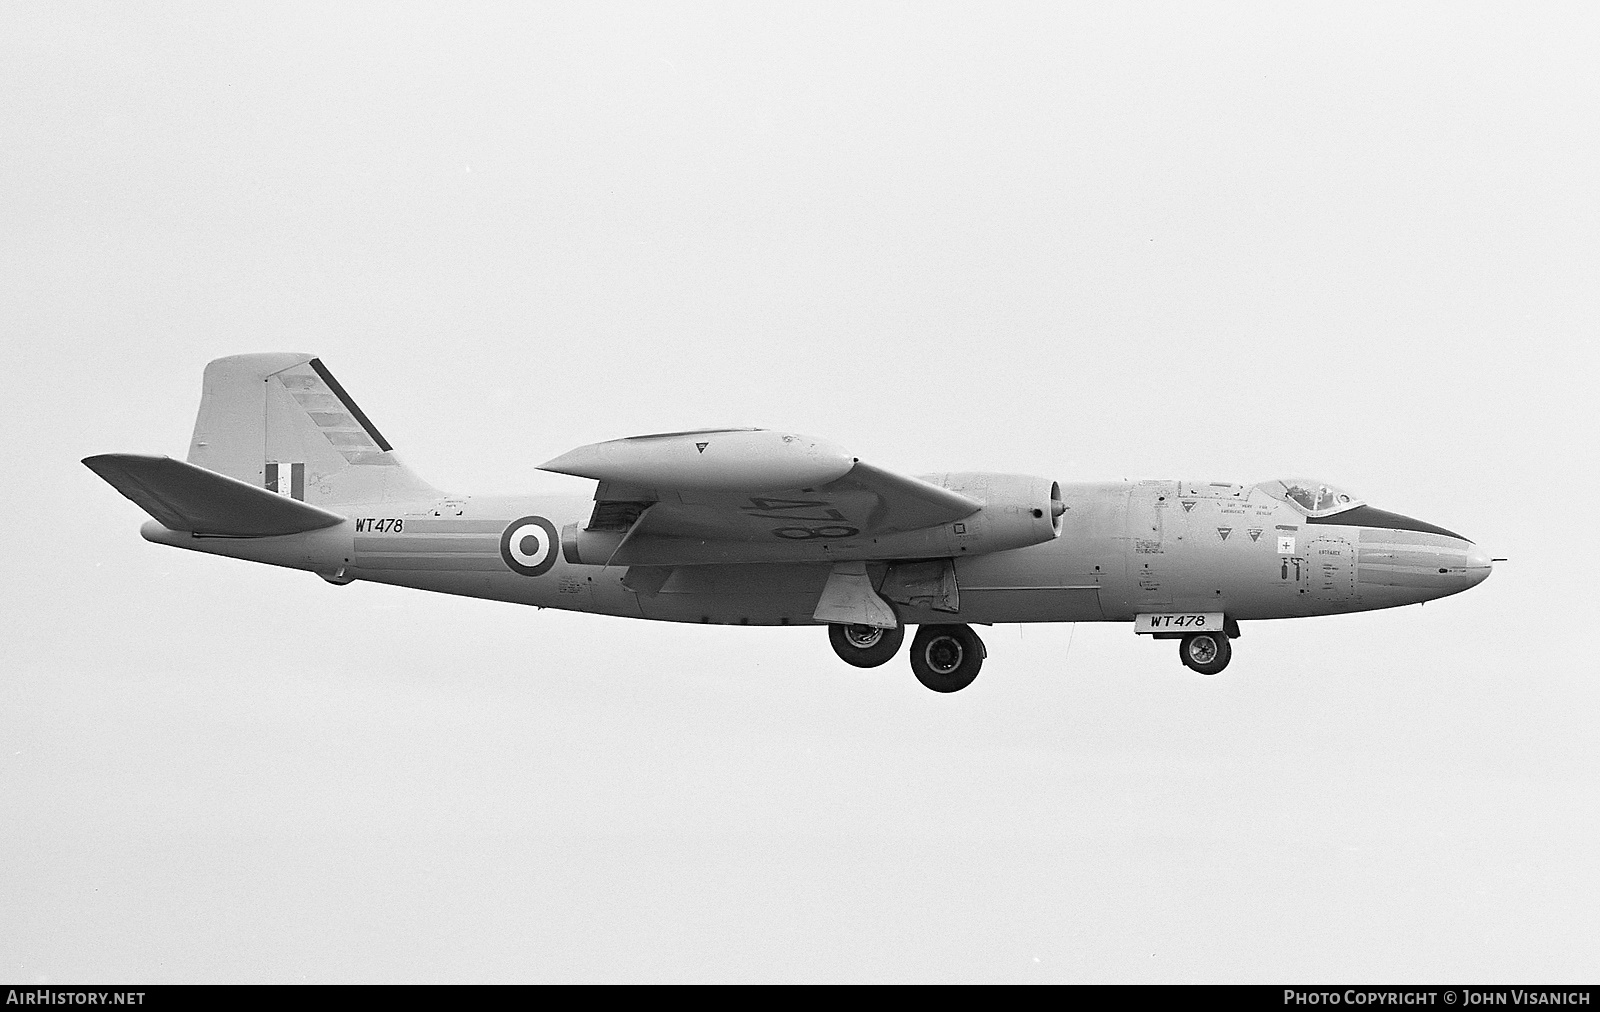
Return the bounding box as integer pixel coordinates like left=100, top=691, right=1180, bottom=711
left=83, top=452, right=169, bottom=471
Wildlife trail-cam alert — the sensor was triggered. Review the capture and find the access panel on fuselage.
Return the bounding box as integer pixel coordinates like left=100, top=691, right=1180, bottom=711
left=1307, top=533, right=1357, bottom=601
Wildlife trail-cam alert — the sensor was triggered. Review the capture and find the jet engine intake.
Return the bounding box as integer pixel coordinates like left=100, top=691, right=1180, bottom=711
left=920, top=472, right=1064, bottom=556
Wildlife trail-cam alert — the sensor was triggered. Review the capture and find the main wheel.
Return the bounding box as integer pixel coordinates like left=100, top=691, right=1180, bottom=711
left=1179, top=632, right=1232, bottom=675
left=909, top=624, right=985, bottom=693
left=829, top=622, right=905, bottom=668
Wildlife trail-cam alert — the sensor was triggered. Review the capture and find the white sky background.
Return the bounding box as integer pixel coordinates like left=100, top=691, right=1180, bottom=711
left=3, top=1, right=1597, bottom=983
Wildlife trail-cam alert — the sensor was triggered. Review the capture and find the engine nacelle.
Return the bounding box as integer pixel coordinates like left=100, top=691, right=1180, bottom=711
left=561, top=471, right=1064, bottom=567
left=912, top=472, right=1063, bottom=557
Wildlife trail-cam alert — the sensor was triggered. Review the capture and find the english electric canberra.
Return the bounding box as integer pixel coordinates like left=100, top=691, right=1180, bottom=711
left=85, top=355, right=1493, bottom=691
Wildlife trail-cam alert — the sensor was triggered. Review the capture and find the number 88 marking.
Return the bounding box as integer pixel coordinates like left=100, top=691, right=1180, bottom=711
left=772, top=525, right=860, bottom=540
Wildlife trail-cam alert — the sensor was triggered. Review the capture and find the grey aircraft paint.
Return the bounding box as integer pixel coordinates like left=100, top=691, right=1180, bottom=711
left=91, top=355, right=1493, bottom=691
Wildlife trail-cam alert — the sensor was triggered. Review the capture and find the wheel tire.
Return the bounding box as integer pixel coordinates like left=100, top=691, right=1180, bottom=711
left=828, top=621, right=905, bottom=668
left=909, top=624, right=985, bottom=693
left=1179, top=632, right=1232, bottom=675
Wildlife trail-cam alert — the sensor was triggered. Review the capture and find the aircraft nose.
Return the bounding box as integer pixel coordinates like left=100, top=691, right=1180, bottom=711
left=1462, top=542, right=1493, bottom=585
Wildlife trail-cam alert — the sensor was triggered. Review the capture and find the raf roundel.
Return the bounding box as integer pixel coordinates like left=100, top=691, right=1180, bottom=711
left=500, top=516, right=559, bottom=577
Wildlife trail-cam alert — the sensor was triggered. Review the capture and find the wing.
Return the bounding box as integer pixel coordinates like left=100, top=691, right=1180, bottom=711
left=539, top=429, right=981, bottom=566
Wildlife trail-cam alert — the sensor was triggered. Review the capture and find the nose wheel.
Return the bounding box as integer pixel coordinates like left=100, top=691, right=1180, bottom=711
left=1179, top=632, right=1232, bottom=675
left=909, top=624, right=986, bottom=692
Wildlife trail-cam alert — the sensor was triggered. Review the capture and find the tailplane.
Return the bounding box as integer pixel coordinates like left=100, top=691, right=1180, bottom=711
left=82, top=454, right=346, bottom=537
left=185, top=353, right=440, bottom=506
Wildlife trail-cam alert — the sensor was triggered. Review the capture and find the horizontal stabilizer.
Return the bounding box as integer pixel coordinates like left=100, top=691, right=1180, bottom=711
left=83, top=454, right=346, bottom=537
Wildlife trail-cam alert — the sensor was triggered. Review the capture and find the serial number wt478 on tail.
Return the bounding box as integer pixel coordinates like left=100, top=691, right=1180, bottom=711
left=85, top=354, right=1494, bottom=692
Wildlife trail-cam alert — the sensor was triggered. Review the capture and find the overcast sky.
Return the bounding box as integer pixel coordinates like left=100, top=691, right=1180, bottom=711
left=3, top=2, right=1597, bottom=983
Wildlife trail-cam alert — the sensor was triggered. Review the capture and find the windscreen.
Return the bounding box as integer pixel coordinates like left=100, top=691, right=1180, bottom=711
left=1259, top=478, right=1364, bottom=517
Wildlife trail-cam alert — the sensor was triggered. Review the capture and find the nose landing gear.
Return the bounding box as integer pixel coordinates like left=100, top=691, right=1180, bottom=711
left=1179, top=632, right=1232, bottom=675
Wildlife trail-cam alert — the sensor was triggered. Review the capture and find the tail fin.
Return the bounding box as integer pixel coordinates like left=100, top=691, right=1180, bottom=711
left=186, top=353, right=441, bottom=506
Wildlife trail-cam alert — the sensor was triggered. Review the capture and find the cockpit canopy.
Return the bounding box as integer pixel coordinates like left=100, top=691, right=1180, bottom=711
left=1257, top=478, right=1364, bottom=518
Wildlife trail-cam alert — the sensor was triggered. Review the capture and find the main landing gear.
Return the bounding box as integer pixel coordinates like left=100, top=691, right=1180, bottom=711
left=828, top=622, right=905, bottom=668
left=909, top=624, right=986, bottom=692
left=827, top=621, right=986, bottom=692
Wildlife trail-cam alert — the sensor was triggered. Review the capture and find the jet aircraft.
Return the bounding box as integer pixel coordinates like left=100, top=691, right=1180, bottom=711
left=85, top=354, right=1493, bottom=692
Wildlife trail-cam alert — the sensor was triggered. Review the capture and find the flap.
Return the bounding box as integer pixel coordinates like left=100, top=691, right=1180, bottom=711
left=84, top=454, right=346, bottom=537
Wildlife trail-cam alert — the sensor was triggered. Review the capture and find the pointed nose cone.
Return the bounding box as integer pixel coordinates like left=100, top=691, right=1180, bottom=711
left=1463, top=543, right=1493, bottom=586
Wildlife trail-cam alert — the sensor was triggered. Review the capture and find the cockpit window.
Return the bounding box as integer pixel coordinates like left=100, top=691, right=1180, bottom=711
left=1259, top=478, right=1364, bottom=517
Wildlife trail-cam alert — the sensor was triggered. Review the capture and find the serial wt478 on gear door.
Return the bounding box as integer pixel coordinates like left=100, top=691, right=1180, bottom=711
left=85, top=354, right=1493, bottom=692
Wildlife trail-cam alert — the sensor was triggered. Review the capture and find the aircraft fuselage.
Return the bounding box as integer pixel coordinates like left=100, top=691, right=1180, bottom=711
left=142, top=478, right=1490, bottom=628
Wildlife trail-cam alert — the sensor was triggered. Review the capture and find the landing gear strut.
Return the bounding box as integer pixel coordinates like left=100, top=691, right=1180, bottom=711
left=828, top=622, right=905, bottom=668
left=909, top=623, right=985, bottom=692
left=1179, top=632, right=1232, bottom=675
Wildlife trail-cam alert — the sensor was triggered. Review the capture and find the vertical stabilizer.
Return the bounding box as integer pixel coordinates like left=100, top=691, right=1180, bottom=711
left=188, top=354, right=441, bottom=506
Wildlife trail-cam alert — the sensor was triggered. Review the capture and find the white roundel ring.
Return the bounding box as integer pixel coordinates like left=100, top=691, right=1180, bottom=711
left=500, top=516, right=559, bottom=577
